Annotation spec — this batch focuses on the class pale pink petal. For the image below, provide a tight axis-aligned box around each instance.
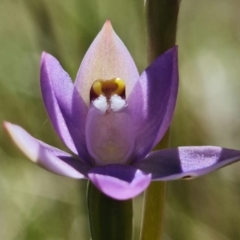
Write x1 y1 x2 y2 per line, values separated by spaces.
75 20 139 106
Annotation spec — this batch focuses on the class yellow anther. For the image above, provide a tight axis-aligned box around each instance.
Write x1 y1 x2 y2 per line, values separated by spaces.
91 78 125 98
112 78 125 96
92 80 104 96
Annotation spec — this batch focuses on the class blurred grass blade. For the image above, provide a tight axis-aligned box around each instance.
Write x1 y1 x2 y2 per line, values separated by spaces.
140 1 180 240
87 182 133 240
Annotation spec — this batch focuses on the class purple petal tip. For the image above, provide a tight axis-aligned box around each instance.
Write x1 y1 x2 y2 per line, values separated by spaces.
88 165 152 200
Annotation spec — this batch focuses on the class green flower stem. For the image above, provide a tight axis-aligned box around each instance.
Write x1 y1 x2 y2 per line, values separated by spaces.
145 0 180 63
140 1 180 240
87 182 133 240
139 132 169 240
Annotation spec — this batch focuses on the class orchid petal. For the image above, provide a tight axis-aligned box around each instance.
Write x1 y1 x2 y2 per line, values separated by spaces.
85 102 135 166
133 146 240 180
88 165 151 200
4 122 91 179
41 53 91 161
130 47 178 162
75 20 139 106
151 47 178 146
127 81 144 140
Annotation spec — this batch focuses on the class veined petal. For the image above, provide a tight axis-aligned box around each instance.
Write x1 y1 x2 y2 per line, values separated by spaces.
75 20 139 106
133 146 240 180
130 47 178 162
88 164 151 200
4 122 91 179
41 53 91 161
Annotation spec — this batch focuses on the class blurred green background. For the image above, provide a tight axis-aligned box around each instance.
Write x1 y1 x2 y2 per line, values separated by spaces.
1 0 240 239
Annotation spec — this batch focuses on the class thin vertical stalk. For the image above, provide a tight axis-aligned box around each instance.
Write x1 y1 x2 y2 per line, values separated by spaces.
145 0 180 63
140 1 180 240
87 182 133 240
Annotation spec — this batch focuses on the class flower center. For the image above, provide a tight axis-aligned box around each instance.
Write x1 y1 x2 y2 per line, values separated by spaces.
85 78 135 166
90 78 125 101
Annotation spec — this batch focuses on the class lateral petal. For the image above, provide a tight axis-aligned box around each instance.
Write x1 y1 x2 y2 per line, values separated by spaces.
133 146 240 180
130 47 178 161
41 52 90 161
4 122 91 179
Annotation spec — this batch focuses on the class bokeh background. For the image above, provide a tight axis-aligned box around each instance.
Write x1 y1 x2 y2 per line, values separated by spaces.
1 0 240 239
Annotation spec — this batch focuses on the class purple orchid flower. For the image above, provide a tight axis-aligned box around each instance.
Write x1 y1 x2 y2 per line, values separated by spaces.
4 21 240 200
